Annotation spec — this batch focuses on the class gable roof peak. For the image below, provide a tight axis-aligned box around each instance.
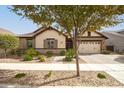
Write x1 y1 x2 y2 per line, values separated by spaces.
18 26 67 38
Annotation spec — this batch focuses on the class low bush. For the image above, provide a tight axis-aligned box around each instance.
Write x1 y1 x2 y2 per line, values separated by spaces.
23 55 33 61
47 71 52 77
38 55 46 62
46 51 53 57
64 49 74 61
97 73 106 79
14 73 26 78
64 57 72 61
9 49 16 55
60 50 65 56
36 51 41 56
25 48 37 57
44 71 53 79
16 49 24 56
66 49 74 58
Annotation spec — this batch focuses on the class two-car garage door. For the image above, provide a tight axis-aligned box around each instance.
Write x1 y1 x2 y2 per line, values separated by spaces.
78 41 101 54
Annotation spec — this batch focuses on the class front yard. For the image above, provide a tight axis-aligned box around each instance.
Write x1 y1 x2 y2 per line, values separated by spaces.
0 56 86 64
0 48 86 64
0 70 123 87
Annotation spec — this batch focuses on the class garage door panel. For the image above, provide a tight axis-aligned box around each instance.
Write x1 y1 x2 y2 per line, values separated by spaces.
78 41 101 54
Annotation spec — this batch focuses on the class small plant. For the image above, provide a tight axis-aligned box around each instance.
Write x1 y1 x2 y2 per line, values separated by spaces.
23 55 33 61
97 73 106 79
38 55 46 62
66 49 74 58
64 57 72 61
47 71 52 77
44 71 53 79
64 49 74 61
16 49 23 56
46 51 53 57
25 48 37 57
9 49 16 55
36 51 41 56
14 73 26 78
60 50 65 56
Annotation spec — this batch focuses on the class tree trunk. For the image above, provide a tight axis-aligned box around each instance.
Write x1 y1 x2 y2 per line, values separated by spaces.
4 49 7 58
74 28 80 77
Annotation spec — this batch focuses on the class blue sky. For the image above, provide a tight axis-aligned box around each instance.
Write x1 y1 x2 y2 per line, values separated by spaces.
0 5 124 34
0 5 38 34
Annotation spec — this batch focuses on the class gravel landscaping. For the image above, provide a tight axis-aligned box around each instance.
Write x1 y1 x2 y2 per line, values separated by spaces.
0 70 123 87
0 57 86 64
0 57 54 63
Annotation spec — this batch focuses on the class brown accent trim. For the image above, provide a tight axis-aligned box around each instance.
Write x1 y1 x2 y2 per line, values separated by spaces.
77 36 106 38
18 27 67 38
78 40 102 42
34 27 67 37
19 37 33 39
81 31 108 39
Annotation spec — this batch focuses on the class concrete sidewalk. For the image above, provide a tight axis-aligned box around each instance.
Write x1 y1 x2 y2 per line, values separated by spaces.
0 63 124 84
0 63 124 71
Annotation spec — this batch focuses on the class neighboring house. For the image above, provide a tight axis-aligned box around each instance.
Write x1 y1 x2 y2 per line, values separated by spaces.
0 28 15 57
0 28 14 35
117 30 124 34
18 27 107 54
102 31 124 52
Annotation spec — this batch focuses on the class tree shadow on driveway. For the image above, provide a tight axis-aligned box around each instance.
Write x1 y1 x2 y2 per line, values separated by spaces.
114 56 124 63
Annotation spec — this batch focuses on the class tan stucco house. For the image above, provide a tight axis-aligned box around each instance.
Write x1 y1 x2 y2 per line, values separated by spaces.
18 27 107 54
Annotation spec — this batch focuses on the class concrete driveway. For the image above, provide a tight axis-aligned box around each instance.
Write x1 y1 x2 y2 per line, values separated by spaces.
79 54 124 64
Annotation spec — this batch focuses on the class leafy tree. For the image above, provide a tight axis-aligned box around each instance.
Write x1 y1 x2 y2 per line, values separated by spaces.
0 34 19 57
10 5 124 76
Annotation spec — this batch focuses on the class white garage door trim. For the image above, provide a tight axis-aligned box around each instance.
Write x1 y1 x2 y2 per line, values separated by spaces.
78 41 101 54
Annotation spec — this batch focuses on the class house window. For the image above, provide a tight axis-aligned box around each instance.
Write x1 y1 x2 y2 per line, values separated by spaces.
88 32 91 36
27 39 33 48
44 38 57 48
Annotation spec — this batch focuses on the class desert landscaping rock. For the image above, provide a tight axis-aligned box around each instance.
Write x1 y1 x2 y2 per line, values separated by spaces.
0 70 123 87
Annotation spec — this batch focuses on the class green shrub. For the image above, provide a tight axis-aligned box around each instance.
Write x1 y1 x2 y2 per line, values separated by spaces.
14 73 26 78
64 49 74 61
16 49 24 56
60 50 65 56
25 48 37 57
64 57 72 61
46 51 53 57
23 55 33 61
44 71 53 79
9 49 16 55
66 49 74 58
47 71 52 77
36 51 41 56
97 73 106 79
38 55 46 62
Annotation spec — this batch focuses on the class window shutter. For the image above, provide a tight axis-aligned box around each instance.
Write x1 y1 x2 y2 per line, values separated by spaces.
55 39 57 48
